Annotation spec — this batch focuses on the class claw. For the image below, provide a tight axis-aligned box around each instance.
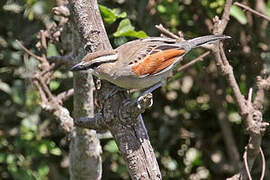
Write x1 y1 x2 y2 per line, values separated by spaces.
137 93 153 109
134 82 162 108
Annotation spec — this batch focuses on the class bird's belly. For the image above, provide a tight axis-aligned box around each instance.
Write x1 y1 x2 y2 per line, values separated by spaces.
112 76 161 89
95 69 170 90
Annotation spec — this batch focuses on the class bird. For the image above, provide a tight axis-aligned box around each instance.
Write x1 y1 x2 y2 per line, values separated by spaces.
71 35 230 96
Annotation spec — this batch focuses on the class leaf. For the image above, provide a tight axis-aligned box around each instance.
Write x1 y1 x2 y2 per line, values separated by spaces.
99 5 127 24
104 140 119 153
47 43 58 57
99 5 117 24
266 0 270 17
0 153 5 163
116 11 127 18
38 164 49 177
6 154 15 164
166 158 178 171
49 80 60 91
230 5 247 24
32 1 46 16
228 112 242 124
113 19 148 38
38 143 48 154
0 80 11 94
50 147 61 156
12 80 25 105
21 114 39 131
3 3 23 13
21 131 34 141
157 4 166 13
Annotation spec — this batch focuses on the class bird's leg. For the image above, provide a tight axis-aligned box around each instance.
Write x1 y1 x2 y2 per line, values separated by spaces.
137 82 163 102
105 82 163 102
141 82 163 96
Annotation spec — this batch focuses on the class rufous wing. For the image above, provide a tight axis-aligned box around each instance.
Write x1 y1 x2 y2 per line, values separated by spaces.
131 49 185 76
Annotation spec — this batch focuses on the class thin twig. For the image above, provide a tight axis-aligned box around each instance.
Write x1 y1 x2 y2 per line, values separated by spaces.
217 45 247 115
248 88 253 105
234 2 270 22
155 24 182 40
33 80 48 105
16 40 44 61
52 5 70 17
35 75 55 101
40 63 57 76
40 30 48 50
218 0 232 34
177 51 211 72
57 88 74 103
213 1 269 180
243 149 252 180
259 147 266 180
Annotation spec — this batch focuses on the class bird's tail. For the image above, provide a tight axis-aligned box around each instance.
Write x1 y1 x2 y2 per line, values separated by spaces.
187 34 231 49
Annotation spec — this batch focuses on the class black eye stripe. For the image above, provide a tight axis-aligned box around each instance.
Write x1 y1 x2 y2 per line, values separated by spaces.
87 59 116 69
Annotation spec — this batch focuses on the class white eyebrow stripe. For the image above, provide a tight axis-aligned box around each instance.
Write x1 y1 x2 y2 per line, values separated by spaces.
89 54 118 64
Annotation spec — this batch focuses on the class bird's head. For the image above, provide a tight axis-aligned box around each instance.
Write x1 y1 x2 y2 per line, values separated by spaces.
71 50 118 71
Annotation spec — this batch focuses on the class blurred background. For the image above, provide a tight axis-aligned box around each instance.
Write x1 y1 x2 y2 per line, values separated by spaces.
0 0 270 179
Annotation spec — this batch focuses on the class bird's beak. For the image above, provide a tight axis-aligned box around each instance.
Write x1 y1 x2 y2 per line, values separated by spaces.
188 35 231 48
70 62 88 71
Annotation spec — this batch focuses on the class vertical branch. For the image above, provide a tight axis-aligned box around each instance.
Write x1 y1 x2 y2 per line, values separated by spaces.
68 0 161 179
68 0 107 179
69 70 103 180
211 1 269 179
68 0 111 51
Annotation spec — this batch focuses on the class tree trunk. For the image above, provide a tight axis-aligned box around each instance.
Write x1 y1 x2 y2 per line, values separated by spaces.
68 0 111 179
68 0 162 179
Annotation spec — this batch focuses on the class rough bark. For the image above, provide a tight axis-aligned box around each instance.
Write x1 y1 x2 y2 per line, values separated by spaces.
68 0 162 179
69 71 102 180
68 0 108 179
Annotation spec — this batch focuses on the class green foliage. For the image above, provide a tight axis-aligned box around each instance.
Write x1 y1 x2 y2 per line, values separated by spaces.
113 19 148 38
156 0 180 31
0 0 64 179
104 140 119 153
266 0 270 17
46 43 59 57
49 80 60 91
99 5 127 24
0 80 11 94
99 4 147 39
230 5 247 24
1 0 270 179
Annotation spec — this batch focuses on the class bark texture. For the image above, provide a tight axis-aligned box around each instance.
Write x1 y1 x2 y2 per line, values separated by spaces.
68 0 110 179
68 0 162 179
69 71 102 180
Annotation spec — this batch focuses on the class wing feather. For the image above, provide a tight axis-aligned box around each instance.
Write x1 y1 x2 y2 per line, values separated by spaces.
131 49 185 76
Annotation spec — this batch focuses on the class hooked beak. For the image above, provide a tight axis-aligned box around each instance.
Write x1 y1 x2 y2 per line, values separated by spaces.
70 62 89 71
